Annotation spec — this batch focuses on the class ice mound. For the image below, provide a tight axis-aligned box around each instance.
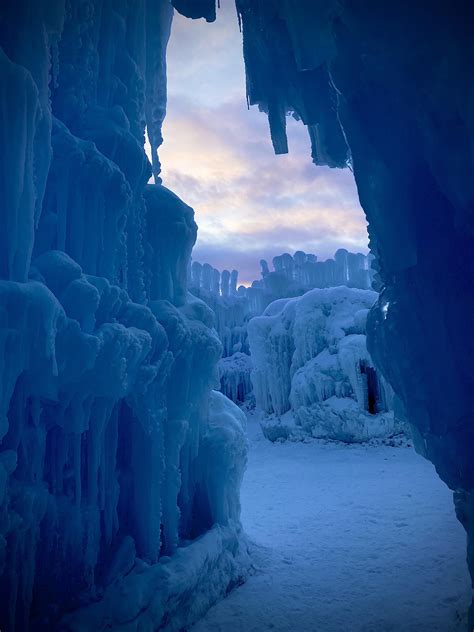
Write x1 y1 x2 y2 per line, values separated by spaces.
249 287 403 442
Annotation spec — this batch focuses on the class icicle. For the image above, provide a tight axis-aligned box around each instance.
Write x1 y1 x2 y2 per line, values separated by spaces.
145 0 173 184
268 101 289 155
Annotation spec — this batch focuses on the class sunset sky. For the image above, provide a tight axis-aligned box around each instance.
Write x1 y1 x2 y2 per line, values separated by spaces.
159 4 368 285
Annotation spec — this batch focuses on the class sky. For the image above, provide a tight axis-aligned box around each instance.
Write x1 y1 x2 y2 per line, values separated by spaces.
158 3 369 285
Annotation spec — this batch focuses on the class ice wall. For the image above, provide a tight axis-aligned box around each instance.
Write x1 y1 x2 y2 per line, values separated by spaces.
248 287 399 442
0 1 248 629
191 249 374 333
258 249 375 298
235 0 474 622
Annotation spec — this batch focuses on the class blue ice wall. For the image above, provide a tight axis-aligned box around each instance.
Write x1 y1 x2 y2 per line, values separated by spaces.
233 0 474 624
0 1 248 629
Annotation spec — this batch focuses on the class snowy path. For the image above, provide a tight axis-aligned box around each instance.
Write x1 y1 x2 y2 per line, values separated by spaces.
193 411 471 632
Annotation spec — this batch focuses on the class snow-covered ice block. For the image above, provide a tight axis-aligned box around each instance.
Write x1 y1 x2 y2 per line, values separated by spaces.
249 287 402 442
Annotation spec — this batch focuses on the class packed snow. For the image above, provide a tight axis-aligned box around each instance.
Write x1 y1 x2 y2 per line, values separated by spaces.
193 410 471 632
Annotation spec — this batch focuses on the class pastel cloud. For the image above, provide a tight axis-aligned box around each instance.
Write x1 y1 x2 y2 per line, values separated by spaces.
158 6 368 285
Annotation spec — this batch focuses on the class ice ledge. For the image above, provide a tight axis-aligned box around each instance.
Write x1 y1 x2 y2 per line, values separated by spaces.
60 524 250 631
171 0 216 22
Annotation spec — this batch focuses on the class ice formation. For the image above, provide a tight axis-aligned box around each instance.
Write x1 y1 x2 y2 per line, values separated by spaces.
1 0 473 627
234 0 474 622
190 250 374 405
191 249 374 332
0 2 248 629
249 287 400 442
259 249 375 296
189 262 250 357
218 352 253 405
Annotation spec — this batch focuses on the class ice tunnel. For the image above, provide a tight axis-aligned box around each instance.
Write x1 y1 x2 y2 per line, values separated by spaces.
0 0 473 630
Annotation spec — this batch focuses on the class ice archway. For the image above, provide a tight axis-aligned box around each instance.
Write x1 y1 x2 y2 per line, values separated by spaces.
0 1 472 630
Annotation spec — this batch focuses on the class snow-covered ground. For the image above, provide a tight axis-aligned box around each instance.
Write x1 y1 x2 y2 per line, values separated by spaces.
192 411 471 632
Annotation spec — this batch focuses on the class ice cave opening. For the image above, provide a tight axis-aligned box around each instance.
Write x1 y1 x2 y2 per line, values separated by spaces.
0 1 473 631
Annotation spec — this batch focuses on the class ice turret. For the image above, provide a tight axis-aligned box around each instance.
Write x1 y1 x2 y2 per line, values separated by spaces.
230 269 239 295
221 269 231 298
260 259 270 277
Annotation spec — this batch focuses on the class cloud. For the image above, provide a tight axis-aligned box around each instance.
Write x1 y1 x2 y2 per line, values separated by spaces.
158 8 368 282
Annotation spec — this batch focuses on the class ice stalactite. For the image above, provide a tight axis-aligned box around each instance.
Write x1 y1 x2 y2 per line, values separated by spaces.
0 49 39 282
0 1 248 629
235 0 348 167
235 0 474 623
171 0 217 23
145 0 173 183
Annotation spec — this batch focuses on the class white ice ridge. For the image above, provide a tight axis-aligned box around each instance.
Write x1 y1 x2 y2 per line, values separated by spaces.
248 287 402 442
